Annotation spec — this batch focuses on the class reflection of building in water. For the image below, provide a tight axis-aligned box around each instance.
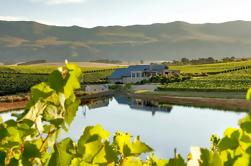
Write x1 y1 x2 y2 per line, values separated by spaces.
131 98 172 116
113 95 130 105
85 85 109 94
80 105 87 116
81 98 109 110
113 95 172 116
80 96 172 116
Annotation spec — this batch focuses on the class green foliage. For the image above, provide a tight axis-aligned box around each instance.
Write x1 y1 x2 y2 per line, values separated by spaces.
169 60 251 74
210 134 220 152
159 69 251 92
0 73 48 93
163 63 251 92
0 65 118 74
0 65 118 94
149 74 186 85
48 138 75 166
246 87 251 101
108 84 132 91
187 147 222 166
0 62 251 165
145 154 169 166
82 70 114 84
113 132 153 158
0 62 82 165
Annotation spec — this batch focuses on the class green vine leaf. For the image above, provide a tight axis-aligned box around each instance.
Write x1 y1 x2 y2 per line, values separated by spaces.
113 132 132 157
28 82 54 107
121 157 142 166
0 123 8 140
19 101 46 132
114 132 153 157
0 151 6 166
131 136 153 155
77 125 110 156
48 70 65 93
22 143 41 165
48 138 75 166
167 154 186 166
187 147 222 166
146 154 169 166
246 87 251 101
64 97 80 126
218 128 240 151
81 140 105 164
233 153 250 166
69 158 81 166
239 116 251 133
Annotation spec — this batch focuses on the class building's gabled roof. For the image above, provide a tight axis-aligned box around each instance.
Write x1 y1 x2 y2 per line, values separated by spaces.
109 64 166 79
149 64 166 71
87 99 109 109
109 68 128 79
127 65 149 71
114 95 129 105
109 65 148 79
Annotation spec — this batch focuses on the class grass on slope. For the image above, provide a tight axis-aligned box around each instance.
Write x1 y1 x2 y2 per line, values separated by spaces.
0 65 121 74
0 65 121 94
159 68 251 92
82 70 114 83
169 60 251 74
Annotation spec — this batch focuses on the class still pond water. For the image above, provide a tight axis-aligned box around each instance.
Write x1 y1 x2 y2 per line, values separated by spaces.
0 96 246 158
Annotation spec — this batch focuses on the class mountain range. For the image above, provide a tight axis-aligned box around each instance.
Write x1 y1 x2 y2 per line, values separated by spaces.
1 20 251 64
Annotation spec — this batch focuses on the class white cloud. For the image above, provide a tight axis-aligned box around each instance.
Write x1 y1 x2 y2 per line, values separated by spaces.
30 0 87 5
0 16 56 25
0 16 29 21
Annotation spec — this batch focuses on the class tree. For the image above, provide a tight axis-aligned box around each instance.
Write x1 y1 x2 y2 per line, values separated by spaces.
181 58 190 64
207 57 215 63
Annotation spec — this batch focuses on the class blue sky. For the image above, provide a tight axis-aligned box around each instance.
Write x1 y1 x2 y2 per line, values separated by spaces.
0 0 251 27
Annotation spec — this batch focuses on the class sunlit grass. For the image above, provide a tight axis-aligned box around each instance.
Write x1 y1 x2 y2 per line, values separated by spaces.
169 60 251 73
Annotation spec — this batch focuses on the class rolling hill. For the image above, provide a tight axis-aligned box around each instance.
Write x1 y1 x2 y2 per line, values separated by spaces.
1 20 251 64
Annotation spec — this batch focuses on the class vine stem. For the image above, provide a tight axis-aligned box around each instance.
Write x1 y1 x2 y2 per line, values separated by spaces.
39 128 57 152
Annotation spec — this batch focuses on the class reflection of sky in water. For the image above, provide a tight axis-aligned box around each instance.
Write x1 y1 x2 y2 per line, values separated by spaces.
0 97 246 158
1 111 18 121
63 97 246 158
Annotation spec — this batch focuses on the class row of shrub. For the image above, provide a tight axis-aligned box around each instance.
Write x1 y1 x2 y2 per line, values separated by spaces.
135 74 191 85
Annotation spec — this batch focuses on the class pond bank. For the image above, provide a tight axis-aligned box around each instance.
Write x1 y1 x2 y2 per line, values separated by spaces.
78 91 114 100
0 90 115 113
0 101 27 113
150 90 246 99
129 92 250 112
0 90 250 113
